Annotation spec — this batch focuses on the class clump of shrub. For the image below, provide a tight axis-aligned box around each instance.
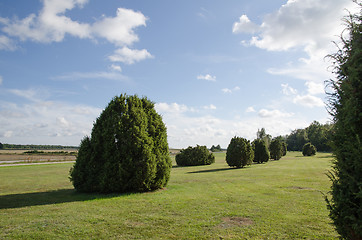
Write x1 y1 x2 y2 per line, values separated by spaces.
226 137 253 168
302 142 316 156
252 139 269 164
69 94 172 193
176 145 215 166
269 139 283 160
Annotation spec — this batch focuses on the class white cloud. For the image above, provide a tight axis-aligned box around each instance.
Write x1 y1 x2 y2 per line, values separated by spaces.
0 1 151 65
281 83 297 96
246 106 256 113
0 35 16 50
197 74 216 82
234 0 358 91
156 102 307 148
232 15 260 34
203 104 217 110
0 88 102 145
110 64 122 72
92 8 147 46
258 109 294 118
51 71 129 81
305 81 324 95
155 102 190 115
1 0 90 43
293 95 324 108
222 86 240 94
108 47 153 64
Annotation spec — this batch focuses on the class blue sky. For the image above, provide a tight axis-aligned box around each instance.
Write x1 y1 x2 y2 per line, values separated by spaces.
0 0 358 148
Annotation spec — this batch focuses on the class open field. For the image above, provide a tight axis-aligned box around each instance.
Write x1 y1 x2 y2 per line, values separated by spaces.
0 150 77 165
0 152 337 239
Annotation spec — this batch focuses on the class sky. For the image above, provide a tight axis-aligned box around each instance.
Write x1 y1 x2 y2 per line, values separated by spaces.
0 0 359 148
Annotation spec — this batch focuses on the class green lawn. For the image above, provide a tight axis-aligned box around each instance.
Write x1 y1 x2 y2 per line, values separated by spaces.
0 152 338 239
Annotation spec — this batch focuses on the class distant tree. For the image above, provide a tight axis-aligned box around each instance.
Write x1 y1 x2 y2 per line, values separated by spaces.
210 144 222 152
70 94 172 193
257 128 272 148
226 137 253 168
176 145 215 166
325 5 362 239
275 136 288 156
269 139 283 160
286 129 309 151
302 143 317 156
252 139 270 164
0 142 3 150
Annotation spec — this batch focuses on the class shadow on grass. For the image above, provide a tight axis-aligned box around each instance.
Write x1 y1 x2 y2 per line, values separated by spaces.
187 167 241 174
0 189 129 209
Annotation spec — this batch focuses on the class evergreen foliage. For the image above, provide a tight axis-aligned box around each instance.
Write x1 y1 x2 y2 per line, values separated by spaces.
70 94 172 193
210 144 222 152
302 143 317 156
326 4 362 239
269 139 283 160
226 137 253 168
175 145 215 166
252 139 270 164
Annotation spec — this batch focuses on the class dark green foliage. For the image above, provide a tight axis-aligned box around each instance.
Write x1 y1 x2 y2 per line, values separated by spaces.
226 137 253 168
175 145 215 166
257 128 272 148
302 143 317 156
252 139 270 164
269 139 283 160
0 142 3 149
326 6 362 239
70 94 172 193
210 144 222 152
286 122 333 152
286 129 309 151
281 141 287 156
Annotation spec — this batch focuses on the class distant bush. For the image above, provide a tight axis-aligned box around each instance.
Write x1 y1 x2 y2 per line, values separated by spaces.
70 94 172 193
302 143 316 156
176 145 215 166
252 139 269 164
226 137 253 168
210 144 222 152
269 139 283 160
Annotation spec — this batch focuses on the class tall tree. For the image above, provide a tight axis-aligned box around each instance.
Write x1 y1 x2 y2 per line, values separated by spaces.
257 128 272 148
326 3 362 239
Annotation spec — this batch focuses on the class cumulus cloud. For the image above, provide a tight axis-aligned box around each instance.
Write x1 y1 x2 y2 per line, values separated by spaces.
0 88 102 145
222 86 240 94
234 0 358 95
246 106 256 113
110 64 122 72
258 109 294 118
197 74 216 82
281 83 298 96
0 0 151 64
203 104 217 110
232 15 260 34
293 95 324 108
155 102 307 148
305 81 325 95
108 47 153 64
92 8 147 46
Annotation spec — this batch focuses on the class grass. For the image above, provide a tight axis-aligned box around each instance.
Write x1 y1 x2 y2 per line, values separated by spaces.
0 152 338 239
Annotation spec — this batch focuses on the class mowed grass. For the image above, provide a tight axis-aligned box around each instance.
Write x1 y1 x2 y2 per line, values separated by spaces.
0 152 337 239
